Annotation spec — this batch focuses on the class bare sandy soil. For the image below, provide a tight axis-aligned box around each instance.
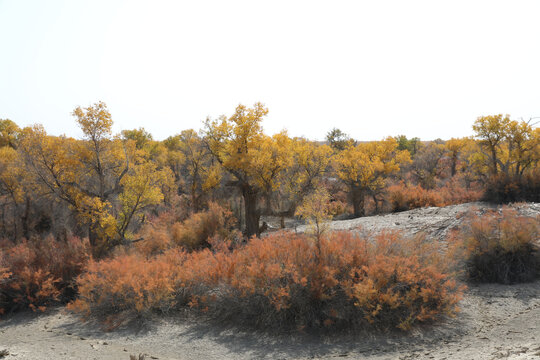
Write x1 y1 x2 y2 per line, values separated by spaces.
1 202 539 360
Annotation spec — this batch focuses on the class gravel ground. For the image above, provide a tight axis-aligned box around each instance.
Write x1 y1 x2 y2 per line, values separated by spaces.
1 202 539 360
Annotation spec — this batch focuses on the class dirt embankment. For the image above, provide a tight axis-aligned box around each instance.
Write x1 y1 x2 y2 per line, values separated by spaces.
1 202 539 360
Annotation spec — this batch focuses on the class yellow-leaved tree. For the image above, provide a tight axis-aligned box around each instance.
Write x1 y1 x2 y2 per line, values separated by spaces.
445 137 469 177
282 138 332 215
163 129 221 212
204 103 289 238
0 146 31 238
18 102 172 257
333 137 410 217
473 114 539 178
0 119 20 149
249 131 292 215
295 187 333 257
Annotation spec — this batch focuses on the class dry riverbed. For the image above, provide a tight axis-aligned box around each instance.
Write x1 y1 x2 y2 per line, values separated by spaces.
1 202 539 360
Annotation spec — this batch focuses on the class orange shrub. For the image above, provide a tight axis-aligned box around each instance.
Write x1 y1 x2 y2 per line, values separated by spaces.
449 207 540 284
482 172 540 204
134 202 240 256
134 226 171 257
387 183 443 212
171 202 240 250
0 235 90 314
69 249 186 329
185 231 462 330
71 230 463 331
437 177 483 205
387 180 482 212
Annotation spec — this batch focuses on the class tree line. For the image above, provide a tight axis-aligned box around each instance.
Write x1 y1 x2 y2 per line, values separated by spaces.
0 103 538 257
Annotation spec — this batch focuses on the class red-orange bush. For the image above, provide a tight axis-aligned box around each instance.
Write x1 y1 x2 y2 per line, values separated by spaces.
171 202 240 250
134 202 240 256
387 180 482 212
387 183 443 212
191 231 463 330
449 207 540 284
71 230 463 331
438 177 483 205
0 235 90 314
68 249 186 329
134 226 172 257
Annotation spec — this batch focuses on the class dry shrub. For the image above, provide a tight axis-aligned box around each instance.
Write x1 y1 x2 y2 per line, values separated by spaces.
68 249 186 329
187 231 463 331
171 202 240 250
387 183 443 212
449 208 540 284
437 177 483 205
71 231 463 331
387 180 482 212
482 172 540 204
0 235 90 314
135 226 171 257
134 202 240 257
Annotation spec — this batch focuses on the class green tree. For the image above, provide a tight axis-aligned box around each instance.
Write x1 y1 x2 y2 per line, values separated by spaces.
326 128 353 151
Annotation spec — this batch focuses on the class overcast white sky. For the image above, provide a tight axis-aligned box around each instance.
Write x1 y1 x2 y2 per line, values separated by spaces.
1 1 539 141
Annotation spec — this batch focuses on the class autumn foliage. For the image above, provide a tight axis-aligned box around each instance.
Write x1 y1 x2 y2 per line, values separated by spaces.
170 202 240 250
71 231 463 331
482 172 540 204
449 207 540 284
0 101 539 335
68 250 186 329
0 235 90 314
134 202 240 256
387 179 483 212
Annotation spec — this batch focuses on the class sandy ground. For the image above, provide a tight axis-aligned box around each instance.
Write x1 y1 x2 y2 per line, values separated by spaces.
1 202 539 360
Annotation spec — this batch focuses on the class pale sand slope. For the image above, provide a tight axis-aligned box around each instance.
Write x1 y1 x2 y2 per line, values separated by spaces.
1 202 539 360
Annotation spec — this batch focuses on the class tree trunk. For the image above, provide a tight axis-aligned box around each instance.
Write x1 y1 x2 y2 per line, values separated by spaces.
242 184 260 238
21 196 31 239
491 148 498 175
372 194 379 214
88 224 98 252
351 185 365 218
264 192 272 215
190 180 200 213
451 156 457 177
191 190 199 213
88 224 107 259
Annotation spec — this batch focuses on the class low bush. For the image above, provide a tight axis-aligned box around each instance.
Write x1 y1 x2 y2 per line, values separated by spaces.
0 235 90 314
387 180 482 212
135 202 240 256
71 231 463 331
171 202 240 250
449 208 540 284
68 249 186 329
482 172 540 204
387 183 443 212
437 177 483 205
